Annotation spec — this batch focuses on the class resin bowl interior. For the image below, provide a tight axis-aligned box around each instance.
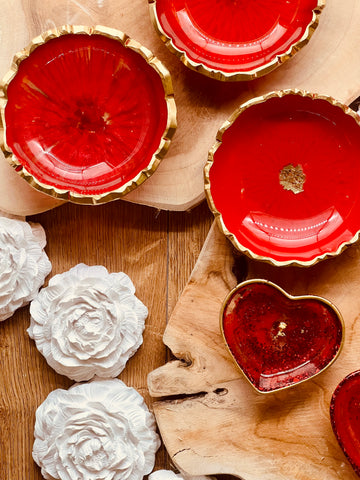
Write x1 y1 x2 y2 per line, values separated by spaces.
221 279 344 393
0 26 176 204
150 0 324 81
331 371 360 477
205 90 360 266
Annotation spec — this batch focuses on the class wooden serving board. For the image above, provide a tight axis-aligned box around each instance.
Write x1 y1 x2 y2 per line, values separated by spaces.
1 0 360 215
148 222 360 480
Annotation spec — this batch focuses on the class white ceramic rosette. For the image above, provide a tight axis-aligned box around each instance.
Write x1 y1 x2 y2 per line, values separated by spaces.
33 378 160 480
0 216 51 321
27 264 147 381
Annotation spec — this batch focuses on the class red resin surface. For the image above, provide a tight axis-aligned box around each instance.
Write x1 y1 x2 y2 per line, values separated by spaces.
4 34 169 196
221 282 343 393
331 371 360 477
209 93 360 264
154 0 319 76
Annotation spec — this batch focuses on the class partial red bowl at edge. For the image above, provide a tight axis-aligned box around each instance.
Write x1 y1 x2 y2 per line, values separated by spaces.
221 279 344 394
205 89 360 266
330 371 360 477
149 0 325 81
0 25 177 204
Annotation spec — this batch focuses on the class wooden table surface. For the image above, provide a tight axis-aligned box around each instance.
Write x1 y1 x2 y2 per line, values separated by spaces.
0 200 213 479
3 1 360 478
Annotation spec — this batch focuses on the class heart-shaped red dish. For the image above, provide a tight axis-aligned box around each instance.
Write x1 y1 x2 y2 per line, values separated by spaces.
330 371 360 477
221 279 344 393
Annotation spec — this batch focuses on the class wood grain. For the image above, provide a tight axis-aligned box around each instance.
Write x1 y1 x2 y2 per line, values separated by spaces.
148 222 360 480
1 0 360 214
0 200 212 479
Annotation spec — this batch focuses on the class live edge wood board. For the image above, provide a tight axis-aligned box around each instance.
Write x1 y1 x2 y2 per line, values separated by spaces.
1 0 360 214
148 222 360 480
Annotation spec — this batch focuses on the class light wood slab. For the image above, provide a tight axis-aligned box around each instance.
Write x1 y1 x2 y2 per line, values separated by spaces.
1 0 360 214
148 222 360 480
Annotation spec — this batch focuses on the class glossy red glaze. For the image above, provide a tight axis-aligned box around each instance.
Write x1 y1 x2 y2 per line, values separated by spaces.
154 0 319 76
4 34 169 196
221 282 343 393
209 93 360 264
330 371 360 477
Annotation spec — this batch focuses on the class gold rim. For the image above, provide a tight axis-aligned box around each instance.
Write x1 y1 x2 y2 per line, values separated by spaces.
0 25 177 205
149 0 325 82
204 88 360 267
219 278 345 394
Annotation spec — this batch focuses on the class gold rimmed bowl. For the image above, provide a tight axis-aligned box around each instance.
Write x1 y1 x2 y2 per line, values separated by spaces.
149 0 325 81
0 25 177 204
205 89 360 266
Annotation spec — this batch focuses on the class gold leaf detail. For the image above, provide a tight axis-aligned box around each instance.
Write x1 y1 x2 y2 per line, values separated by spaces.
279 164 306 194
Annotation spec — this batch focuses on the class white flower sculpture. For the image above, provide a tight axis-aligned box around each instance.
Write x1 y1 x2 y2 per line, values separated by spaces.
33 378 160 480
28 264 147 381
0 216 51 321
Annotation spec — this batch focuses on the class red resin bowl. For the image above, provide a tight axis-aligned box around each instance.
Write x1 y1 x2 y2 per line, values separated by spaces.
150 0 324 81
221 279 344 393
0 26 176 204
205 90 360 266
331 371 360 477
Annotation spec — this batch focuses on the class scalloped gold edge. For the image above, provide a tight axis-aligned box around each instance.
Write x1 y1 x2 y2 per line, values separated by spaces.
149 0 325 82
219 278 345 394
204 88 360 267
0 24 177 205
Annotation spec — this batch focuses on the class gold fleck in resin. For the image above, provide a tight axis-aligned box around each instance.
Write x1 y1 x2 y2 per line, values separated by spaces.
279 164 306 194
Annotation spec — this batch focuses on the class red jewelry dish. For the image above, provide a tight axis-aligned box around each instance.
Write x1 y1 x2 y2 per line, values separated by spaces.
221 280 344 393
0 26 176 204
205 90 360 266
330 371 360 477
150 0 324 81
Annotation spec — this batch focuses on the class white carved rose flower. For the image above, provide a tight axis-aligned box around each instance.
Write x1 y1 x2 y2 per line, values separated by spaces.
27 264 147 381
33 378 160 480
0 216 51 321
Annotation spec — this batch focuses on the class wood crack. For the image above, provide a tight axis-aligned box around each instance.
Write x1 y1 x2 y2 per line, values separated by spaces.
172 448 191 459
155 391 208 404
